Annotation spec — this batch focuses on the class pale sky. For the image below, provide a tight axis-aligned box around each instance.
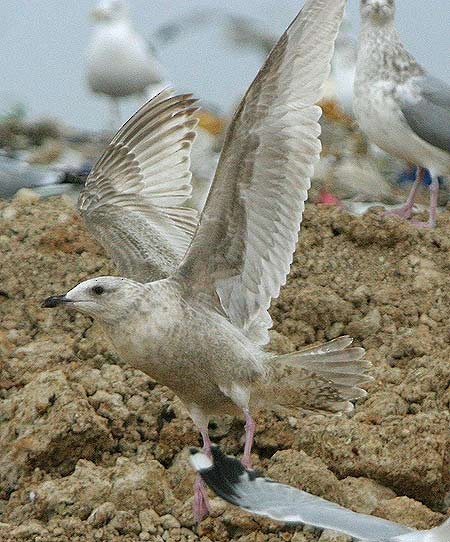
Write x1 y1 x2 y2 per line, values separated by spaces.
0 0 448 130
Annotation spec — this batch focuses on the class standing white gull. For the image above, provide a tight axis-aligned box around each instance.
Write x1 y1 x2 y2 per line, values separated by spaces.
86 0 165 129
191 446 450 542
353 0 450 228
43 0 371 522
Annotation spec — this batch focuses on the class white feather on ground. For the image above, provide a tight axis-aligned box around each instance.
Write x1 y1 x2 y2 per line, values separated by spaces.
191 446 450 542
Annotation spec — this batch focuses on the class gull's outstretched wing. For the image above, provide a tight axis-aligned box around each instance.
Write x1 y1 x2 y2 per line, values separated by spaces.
400 75 450 154
190 447 449 542
176 0 346 345
79 89 199 283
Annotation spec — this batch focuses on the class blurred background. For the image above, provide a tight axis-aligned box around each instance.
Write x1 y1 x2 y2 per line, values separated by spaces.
0 0 448 206
0 0 448 130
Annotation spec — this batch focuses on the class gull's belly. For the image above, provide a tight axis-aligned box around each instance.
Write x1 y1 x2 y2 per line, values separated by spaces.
88 32 154 96
102 304 263 415
354 84 450 173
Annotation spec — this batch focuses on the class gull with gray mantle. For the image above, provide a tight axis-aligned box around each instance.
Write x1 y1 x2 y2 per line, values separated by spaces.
353 0 450 228
43 0 371 522
191 446 450 541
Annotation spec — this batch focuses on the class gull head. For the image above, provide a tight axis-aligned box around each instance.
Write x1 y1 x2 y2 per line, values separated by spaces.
360 0 395 23
42 276 142 323
91 0 129 23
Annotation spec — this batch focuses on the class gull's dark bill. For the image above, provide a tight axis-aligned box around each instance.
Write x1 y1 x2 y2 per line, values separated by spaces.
190 446 449 541
42 295 70 308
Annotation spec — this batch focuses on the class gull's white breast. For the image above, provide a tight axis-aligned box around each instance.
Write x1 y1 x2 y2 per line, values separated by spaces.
354 80 450 174
87 23 158 97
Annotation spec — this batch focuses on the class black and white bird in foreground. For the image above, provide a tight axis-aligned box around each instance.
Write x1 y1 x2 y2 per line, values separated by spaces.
43 0 371 523
86 0 165 129
191 446 450 542
353 0 450 228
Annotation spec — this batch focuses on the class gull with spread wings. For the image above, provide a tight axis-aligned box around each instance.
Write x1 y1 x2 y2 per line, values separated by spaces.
44 0 371 522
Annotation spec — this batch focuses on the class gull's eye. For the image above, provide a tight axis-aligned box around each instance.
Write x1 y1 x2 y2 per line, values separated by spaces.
92 285 105 295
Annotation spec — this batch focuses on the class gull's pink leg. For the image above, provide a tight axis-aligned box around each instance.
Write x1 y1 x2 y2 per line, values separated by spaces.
193 430 212 523
384 166 424 219
242 409 256 469
411 176 439 229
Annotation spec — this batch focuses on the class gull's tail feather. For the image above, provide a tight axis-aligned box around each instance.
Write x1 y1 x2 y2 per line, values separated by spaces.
253 337 371 414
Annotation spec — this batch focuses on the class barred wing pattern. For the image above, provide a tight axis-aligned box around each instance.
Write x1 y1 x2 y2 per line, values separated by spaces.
79 89 199 283
178 0 346 345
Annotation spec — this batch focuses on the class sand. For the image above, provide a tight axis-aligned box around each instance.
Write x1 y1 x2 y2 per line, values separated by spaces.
0 193 448 541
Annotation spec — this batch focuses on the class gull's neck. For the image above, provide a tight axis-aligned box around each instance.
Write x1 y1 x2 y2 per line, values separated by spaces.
360 16 396 36
97 18 131 32
356 18 423 84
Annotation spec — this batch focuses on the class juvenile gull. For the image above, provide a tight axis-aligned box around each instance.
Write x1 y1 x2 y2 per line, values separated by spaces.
191 446 450 542
353 0 450 228
44 0 371 522
87 0 165 129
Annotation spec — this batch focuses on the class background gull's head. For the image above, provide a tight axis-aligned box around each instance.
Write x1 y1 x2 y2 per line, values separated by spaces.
360 0 395 23
42 276 143 323
91 0 130 24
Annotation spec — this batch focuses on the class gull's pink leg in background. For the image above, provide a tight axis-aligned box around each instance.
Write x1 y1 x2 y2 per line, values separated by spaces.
384 166 424 220
411 175 439 229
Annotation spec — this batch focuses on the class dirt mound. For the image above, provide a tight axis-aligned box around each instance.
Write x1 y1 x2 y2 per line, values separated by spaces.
0 194 449 541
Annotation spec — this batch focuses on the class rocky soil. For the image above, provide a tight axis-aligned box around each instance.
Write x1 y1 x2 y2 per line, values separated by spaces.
0 192 449 542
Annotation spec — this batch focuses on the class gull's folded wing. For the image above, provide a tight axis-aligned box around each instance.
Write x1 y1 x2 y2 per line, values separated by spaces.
79 89 199 283
191 447 449 542
400 75 450 154
176 0 346 345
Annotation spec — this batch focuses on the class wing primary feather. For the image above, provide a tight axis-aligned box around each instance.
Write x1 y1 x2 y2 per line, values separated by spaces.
176 0 347 345
78 90 200 283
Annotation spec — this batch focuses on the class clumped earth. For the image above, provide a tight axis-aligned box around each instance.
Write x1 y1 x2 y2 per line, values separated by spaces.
0 192 449 542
